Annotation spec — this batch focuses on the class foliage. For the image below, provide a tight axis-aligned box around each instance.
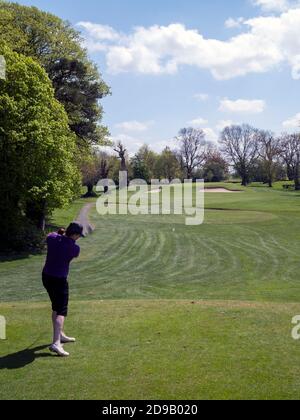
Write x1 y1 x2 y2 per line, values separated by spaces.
80 150 113 196
0 1 110 146
131 145 159 183
0 45 81 250
202 149 229 182
154 147 183 181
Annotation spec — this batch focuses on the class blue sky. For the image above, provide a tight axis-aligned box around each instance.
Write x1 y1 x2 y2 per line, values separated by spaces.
13 0 300 153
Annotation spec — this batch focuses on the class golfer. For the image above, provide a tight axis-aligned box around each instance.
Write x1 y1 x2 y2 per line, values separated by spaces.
42 222 84 357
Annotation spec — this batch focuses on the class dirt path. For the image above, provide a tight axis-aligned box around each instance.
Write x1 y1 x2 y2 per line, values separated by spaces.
77 202 95 236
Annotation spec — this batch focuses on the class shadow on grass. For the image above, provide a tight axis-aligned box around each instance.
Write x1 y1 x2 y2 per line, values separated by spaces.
0 249 45 263
0 345 53 370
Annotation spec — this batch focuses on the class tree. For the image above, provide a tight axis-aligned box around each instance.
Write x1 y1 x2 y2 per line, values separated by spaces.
114 142 128 172
131 156 150 183
109 155 126 185
220 124 259 186
257 131 281 188
99 157 111 193
250 159 286 184
154 147 183 181
279 133 300 190
48 58 110 146
176 128 208 179
280 133 298 181
202 149 229 182
0 1 110 146
131 145 159 183
0 45 81 250
80 154 101 198
114 142 130 188
81 151 112 196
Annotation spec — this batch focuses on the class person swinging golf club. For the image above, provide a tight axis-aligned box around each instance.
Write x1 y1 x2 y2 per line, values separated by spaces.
42 222 84 357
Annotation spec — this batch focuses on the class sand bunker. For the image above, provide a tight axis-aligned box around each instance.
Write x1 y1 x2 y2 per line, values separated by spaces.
148 187 243 193
199 188 243 193
149 189 162 194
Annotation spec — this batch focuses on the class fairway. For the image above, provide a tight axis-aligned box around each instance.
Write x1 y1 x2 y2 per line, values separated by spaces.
1 184 300 399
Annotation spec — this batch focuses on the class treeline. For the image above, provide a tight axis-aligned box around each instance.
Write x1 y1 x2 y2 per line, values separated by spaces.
1 2 300 252
0 2 110 251
83 126 300 193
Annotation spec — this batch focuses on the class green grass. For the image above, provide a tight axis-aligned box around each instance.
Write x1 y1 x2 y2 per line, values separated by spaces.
1 300 300 400
249 181 295 191
1 184 300 399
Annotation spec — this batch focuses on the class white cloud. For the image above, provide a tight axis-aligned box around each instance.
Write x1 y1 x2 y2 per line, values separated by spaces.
194 93 209 101
150 139 178 153
115 120 153 132
225 17 245 29
282 112 300 128
219 98 266 114
187 117 209 127
110 134 178 155
78 9 300 80
252 0 292 12
110 134 145 155
76 22 122 52
203 128 219 143
77 22 120 42
216 120 235 131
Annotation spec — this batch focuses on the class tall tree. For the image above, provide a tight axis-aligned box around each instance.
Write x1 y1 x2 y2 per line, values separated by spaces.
257 131 281 188
0 45 80 250
176 128 208 179
48 58 110 146
220 124 259 186
114 142 128 172
155 147 183 181
113 142 129 187
202 149 229 182
0 1 110 146
279 133 300 190
81 152 112 196
131 145 158 183
81 154 101 198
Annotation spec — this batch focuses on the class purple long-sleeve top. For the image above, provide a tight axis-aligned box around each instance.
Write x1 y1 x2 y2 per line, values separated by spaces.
43 233 80 279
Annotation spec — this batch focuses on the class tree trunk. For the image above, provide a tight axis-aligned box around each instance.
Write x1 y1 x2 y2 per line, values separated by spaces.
38 213 46 231
241 176 248 186
25 200 46 231
83 183 97 197
187 167 192 179
267 164 273 188
121 158 127 172
287 165 294 181
295 154 300 190
240 164 248 186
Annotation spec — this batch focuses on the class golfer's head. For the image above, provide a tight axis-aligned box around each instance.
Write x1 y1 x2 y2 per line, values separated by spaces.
66 222 85 240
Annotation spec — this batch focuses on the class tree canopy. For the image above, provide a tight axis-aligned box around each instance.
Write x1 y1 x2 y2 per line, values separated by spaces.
0 1 110 146
0 45 81 250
